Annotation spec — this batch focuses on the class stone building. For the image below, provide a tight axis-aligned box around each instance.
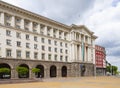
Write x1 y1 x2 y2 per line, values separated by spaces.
0 1 97 79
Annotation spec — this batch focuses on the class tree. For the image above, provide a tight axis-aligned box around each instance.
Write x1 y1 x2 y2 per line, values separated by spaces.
0 68 10 78
106 65 118 75
16 66 29 78
32 68 40 77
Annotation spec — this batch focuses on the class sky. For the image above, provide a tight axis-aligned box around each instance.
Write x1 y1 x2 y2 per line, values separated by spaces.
1 0 120 71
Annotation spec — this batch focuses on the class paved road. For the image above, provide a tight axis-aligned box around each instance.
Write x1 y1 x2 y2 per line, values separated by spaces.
0 76 120 88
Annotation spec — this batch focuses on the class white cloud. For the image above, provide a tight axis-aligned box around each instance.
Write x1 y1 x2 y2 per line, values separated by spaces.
1 0 120 71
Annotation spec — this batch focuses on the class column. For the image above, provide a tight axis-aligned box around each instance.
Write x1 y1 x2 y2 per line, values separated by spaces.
0 12 5 25
72 44 75 61
29 68 32 79
21 18 24 29
11 68 18 79
75 45 77 61
79 45 82 61
79 34 81 41
29 21 33 32
84 46 86 62
75 32 76 40
51 28 53 37
11 16 15 27
37 24 40 33
62 32 64 39
56 29 59 38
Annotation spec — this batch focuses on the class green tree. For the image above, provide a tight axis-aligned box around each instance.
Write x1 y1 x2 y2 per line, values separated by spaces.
16 66 29 78
0 68 10 78
112 66 118 75
32 68 40 77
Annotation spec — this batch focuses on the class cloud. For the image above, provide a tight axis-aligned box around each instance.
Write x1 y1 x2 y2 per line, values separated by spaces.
2 0 120 71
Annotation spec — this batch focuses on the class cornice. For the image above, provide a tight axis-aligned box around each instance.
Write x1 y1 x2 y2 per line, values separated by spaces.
0 1 70 29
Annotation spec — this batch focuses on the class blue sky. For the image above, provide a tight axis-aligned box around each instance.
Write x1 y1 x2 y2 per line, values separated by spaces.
2 0 120 71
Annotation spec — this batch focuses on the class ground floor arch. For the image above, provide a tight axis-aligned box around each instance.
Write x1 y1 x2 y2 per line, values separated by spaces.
17 64 29 78
0 63 11 79
61 66 67 77
36 65 44 78
50 65 57 77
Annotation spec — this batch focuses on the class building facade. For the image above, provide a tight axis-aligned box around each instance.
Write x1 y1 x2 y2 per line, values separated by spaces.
0 1 97 79
95 45 106 76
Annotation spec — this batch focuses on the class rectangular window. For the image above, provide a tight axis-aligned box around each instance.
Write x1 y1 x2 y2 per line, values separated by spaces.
26 34 29 40
54 41 57 46
41 38 44 43
34 36 37 42
48 54 51 60
60 49 63 53
48 39 51 44
65 50 68 54
65 56 68 62
6 39 11 46
41 53 45 60
65 43 67 47
42 45 45 51
17 41 21 47
54 55 57 61
34 52 38 59
34 44 38 49
26 51 30 58
60 56 63 61
60 42 62 47
6 30 11 36
16 32 21 38
26 43 30 48
16 50 21 58
54 48 57 52
48 47 51 52
6 49 12 57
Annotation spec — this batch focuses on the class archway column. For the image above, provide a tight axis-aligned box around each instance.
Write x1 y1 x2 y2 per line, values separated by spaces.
44 68 49 78
57 68 61 77
11 68 18 79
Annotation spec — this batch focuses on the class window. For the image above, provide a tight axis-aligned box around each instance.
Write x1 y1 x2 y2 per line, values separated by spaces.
60 49 63 53
6 22 11 26
48 54 51 60
6 39 11 46
54 41 57 46
6 30 11 36
60 42 62 47
41 38 44 43
16 50 21 58
48 47 51 52
26 51 30 58
6 49 12 57
41 53 45 60
26 34 29 40
65 56 68 62
48 39 51 44
54 48 57 52
34 52 38 59
17 41 21 47
34 36 37 42
34 44 38 49
60 56 63 61
65 50 68 54
65 43 67 47
42 45 45 51
26 43 30 48
16 32 21 38
54 55 57 61
16 25 20 29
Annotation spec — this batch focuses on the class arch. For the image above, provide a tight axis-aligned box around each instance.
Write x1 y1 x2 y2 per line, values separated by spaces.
0 63 11 79
17 64 29 78
61 66 67 77
50 65 57 77
36 65 44 78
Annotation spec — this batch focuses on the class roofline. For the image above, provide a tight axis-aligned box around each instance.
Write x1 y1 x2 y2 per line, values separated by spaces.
0 0 70 29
